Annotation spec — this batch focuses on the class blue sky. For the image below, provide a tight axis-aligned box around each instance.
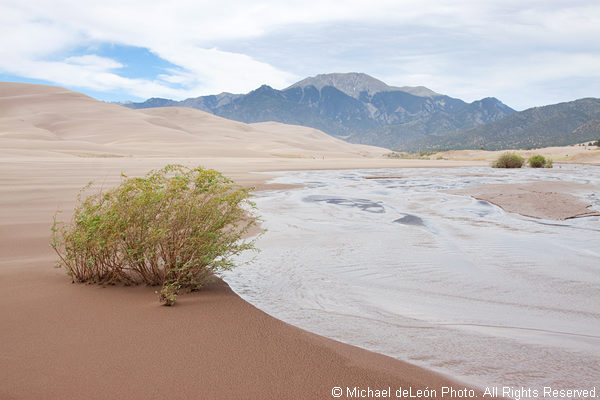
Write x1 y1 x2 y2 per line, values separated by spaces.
1 1 599 110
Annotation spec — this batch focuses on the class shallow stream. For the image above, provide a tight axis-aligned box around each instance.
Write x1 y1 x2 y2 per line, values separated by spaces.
225 165 600 393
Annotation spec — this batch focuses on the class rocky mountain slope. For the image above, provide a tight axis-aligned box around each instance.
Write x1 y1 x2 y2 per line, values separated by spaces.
123 73 515 150
415 98 600 151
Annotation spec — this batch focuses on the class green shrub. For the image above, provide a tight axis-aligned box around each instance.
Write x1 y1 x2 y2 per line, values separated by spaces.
528 154 546 168
492 152 525 168
51 165 259 305
527 154 553 168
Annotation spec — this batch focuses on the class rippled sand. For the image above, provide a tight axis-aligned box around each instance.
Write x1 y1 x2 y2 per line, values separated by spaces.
226 164 600 392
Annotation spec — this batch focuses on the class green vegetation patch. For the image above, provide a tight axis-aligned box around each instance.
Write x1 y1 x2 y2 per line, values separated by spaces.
51 165 260 306
528 154 553 168
528 154 546 168
492 152 525 168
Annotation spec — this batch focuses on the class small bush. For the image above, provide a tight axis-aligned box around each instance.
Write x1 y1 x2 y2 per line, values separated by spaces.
51 165 259 305
528 154 546 168
528 154 553 168
492 152 524 168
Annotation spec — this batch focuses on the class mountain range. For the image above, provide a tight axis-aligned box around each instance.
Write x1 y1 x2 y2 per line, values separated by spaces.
122 73 600 151
416 98 600 151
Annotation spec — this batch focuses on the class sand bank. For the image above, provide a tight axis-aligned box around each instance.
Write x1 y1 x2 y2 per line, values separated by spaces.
453 181 600 220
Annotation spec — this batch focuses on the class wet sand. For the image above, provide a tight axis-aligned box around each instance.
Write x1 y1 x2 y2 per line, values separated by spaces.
454 181 600 220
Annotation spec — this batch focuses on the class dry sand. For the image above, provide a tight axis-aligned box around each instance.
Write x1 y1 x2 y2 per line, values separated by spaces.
2 82 594 398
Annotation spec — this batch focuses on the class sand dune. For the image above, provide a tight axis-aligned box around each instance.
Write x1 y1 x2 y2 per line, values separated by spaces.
0 83 189 143
0 82 387 159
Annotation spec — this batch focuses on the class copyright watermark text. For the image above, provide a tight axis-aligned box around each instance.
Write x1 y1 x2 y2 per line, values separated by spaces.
331 386 475 398
330 385 598 399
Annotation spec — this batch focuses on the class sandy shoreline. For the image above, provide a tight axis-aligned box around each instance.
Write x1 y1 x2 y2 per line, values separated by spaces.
1 157 494 400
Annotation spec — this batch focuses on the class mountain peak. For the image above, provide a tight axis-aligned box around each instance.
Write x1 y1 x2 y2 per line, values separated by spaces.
286 72 440 99
287 73 389 99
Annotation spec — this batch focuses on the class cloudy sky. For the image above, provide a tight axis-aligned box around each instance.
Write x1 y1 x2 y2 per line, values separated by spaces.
1 1 599 110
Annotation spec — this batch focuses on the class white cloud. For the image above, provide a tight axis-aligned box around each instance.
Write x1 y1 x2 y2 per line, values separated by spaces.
0 1 305 99
6 57 188 99
1 1 599 105
64 55 123 71
153 46 298 95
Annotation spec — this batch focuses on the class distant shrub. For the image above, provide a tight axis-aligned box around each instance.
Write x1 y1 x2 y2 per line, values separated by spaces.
492 152 525 168
528 154 553 168
528 154 546 168
51 165 259 306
